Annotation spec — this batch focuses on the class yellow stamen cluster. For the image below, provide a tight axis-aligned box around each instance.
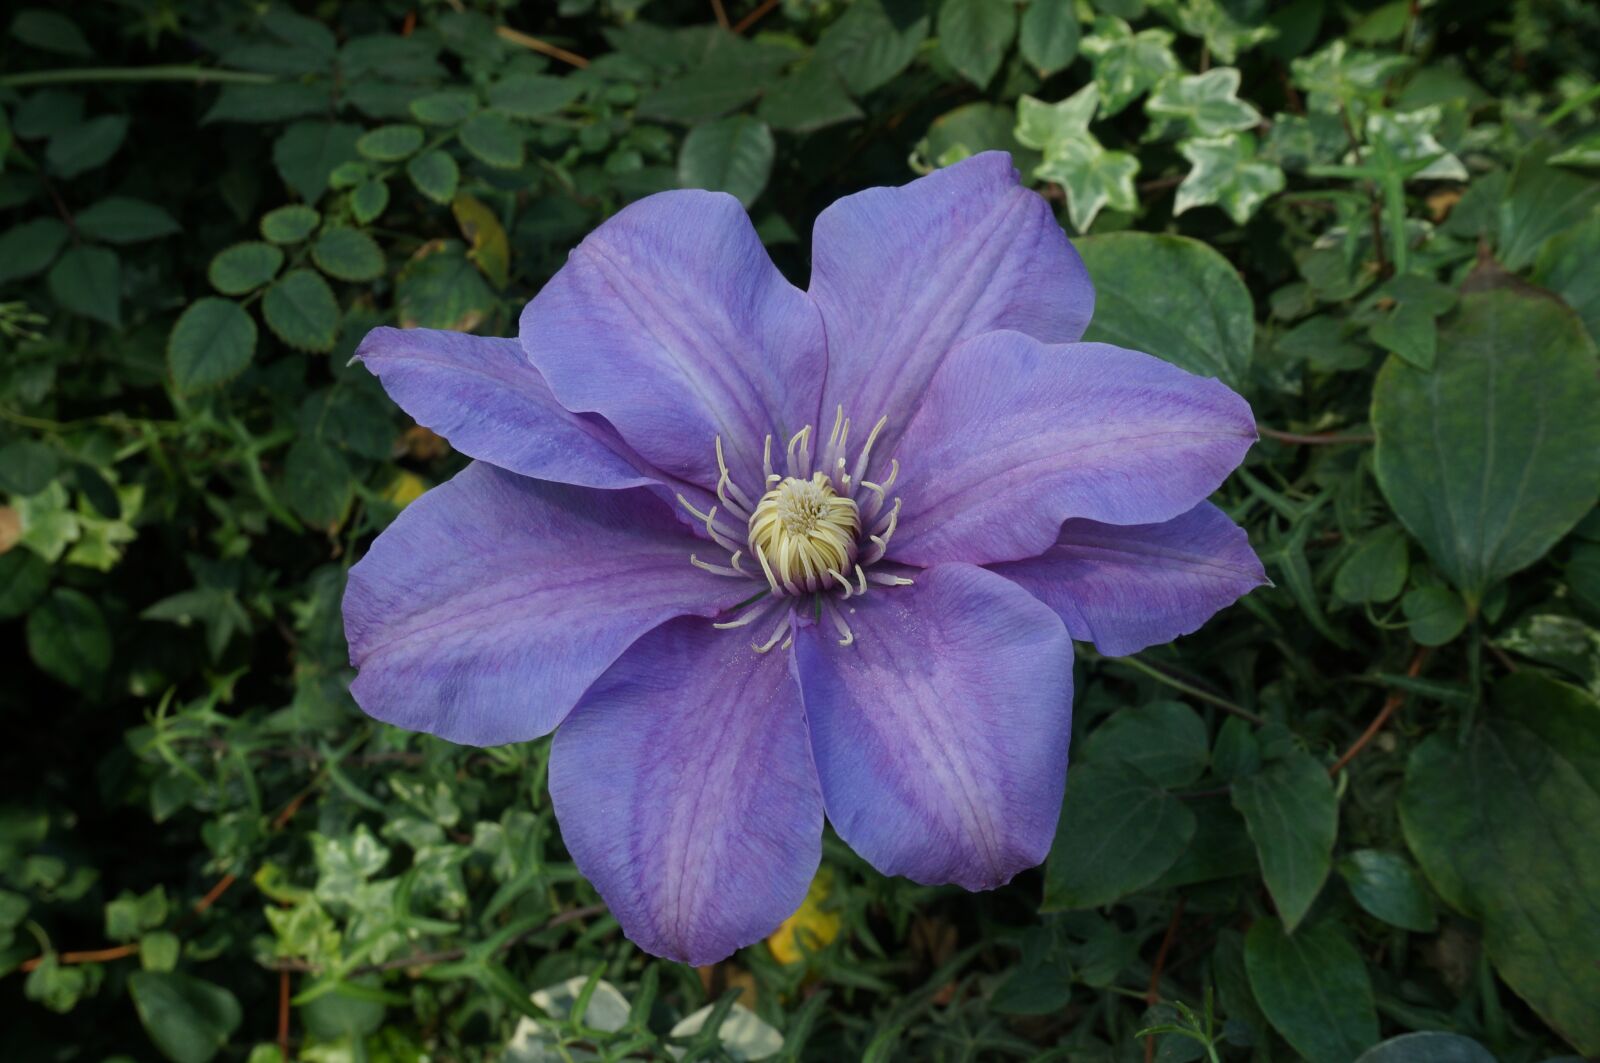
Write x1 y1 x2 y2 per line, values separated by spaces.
747 473 861 594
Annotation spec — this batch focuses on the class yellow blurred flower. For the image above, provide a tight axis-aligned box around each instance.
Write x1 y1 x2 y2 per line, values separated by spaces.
767 867 842 964
383 471 428 508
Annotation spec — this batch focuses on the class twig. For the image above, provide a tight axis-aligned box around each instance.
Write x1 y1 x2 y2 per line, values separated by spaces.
19 943 139 973
1329 647 1430 775
1143 897 1187 1063
710 0 731 30
734 0 781 34
495 26 589 69
1258 426 1375 446
194 873 237 914
278 970 291 1059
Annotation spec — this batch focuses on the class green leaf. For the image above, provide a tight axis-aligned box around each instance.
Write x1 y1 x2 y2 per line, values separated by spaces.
208 242 284 295
311 227 385 282
0 217 69 284
638 74 762 125
459 112 524 169
1365 107 1467 182
1244 918 1379 1063
1082 701 1208 787
1080 17 1178 116
1019 0 1080 77
1402 673 1600 1053
356 123 424 162
1353 1033 1496 1063
48 245 121 326
128 971 243 1063
1232 746 1336 931
75 196 180 244
0 550 50 620
282 437 351 528
271 120 362 203
1017 85 1139 231
1041 762 1196 910
678 116 775 209
11 8 93 57
487 74 581 119
262 269 339 352
1532 214 1600 346
396 239 495 332
1401 585 1467 645
205 83 329 124
1333 526 1409 604
168 298 257 394
406 149 460 204
260 205 321 245
1372 288 1600 604
817 0 930 97
350 178 389 224
1337 849 1437 931
1147 69 1261 136
1175 133 1285 225
409 90 478 126
757 61 864 135
46 115 129 178
1497 146 1600 270
1074 231 1254 386
1290 39 1408 113
0 438 59 494
937 0 1017 89
920 102 1036 170
26 588 111 691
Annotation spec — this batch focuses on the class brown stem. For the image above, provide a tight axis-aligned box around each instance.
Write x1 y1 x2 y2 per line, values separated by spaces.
494 26 589 69
710 0 730 29
19 943 139 973
1143 897 1187 1063
1329 647 1430 776
733 0 781 34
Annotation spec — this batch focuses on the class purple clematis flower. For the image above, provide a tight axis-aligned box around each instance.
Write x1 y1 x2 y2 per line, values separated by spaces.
343 152 1265 966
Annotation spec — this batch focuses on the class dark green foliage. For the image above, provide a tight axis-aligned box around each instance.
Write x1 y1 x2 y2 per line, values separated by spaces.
2 2 1599 1061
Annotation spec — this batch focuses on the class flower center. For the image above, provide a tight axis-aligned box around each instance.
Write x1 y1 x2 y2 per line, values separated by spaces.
748 473 861 593
678 407 912 652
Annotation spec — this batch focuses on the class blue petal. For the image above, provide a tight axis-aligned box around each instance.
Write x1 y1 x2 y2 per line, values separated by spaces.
550 617 822 966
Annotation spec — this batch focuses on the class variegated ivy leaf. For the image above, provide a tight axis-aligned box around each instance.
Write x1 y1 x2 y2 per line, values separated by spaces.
1262 112 1346 172
1146 69 1262 137
1017 85 1140 232
1149 0 1276 64
1363 107 1469 181
1291 40 1410 114
1176 133 1285 225
1080 17 1178 117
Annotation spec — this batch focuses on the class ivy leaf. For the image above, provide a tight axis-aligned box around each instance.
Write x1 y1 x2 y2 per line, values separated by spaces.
1150 0 1276 64
1291 39 1409 114
1080 17 1178 116
1146 69 1262 136
1017 85 1139 231
1363 107 1467 181
1175 132 1285 224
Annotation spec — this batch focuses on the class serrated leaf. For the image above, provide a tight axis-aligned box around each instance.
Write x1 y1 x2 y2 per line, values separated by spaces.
311 227 385 282
1401 673 1600 1054
46 115 129 178
1146 68 1261 136
1373 288 1600 604
74 196 179 244
262 269 339 352
1042 762 1196 910
271 120 361 203
47 245 120 326
757 61 863 134
1019 0 1080 76
678 116 775 208
487 74 581 119
816 0 929 97
356 123 424 162
1232 746 1336 931
409 90 478 126
0 217 69 284
396 239 495 332
282 437 352 527
459 112 524 169
206 82 329 124
937 0 1016 89
1245 918 1378 1063
1083 701 1209 787
1175 133 1285 224
351 178 389 224
406 150 460 204
11 8 93 57
168 298 257 394
260 205 320 244
450 193 509 290
208 241 284 295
